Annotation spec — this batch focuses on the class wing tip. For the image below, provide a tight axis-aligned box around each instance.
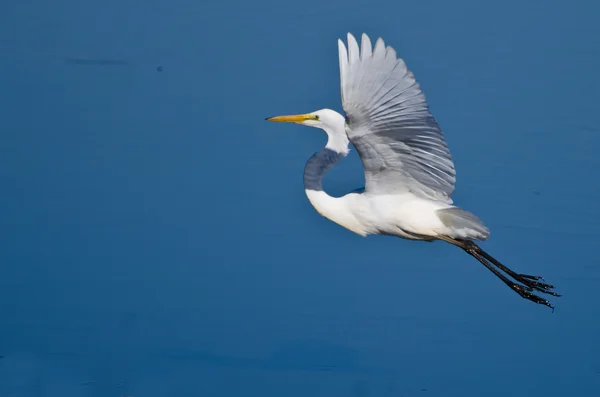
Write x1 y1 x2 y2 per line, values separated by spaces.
339 33 377 53
340 33 394 55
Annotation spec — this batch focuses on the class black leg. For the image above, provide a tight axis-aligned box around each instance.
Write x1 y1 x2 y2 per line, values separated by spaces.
463 240 560 297
437 236 560 309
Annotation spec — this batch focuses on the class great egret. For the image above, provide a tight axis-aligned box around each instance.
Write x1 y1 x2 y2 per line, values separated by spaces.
266 33 559 309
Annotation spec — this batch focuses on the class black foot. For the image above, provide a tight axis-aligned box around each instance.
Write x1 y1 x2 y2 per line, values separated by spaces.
464 240 561 299
513 273 561 297
512 284 555 311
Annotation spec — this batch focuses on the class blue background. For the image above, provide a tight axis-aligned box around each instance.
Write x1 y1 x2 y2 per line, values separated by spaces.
1 0 599 395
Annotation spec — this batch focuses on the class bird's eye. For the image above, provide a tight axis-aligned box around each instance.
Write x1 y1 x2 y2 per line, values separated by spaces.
314 115 320 120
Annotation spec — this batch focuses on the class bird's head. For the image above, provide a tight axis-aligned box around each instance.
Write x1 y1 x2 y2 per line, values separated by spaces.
266 108 349 154
266 108 345 130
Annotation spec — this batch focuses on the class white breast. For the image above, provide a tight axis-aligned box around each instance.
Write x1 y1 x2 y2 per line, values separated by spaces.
304 189 374 237
305 189 453 240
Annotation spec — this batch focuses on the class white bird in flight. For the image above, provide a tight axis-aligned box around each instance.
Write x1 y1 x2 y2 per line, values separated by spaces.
266 33 559 309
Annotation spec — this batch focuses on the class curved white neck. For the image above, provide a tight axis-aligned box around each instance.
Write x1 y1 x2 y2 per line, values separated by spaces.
302 130 366 236
301 113 366 235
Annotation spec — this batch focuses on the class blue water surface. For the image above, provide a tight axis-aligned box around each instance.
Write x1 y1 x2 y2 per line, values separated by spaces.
1 0 599 396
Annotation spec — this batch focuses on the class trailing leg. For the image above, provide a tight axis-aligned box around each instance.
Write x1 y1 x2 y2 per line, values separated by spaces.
437 236 560 309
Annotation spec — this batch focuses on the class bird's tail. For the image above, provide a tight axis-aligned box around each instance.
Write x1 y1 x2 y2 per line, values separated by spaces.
436 207 490 241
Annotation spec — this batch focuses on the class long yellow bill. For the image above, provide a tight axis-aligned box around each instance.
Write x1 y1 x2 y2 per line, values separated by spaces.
265 114 317 123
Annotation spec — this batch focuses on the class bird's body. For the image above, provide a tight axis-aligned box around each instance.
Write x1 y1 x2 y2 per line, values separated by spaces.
309 189 484 240
306 188 444 239
267 33 559 308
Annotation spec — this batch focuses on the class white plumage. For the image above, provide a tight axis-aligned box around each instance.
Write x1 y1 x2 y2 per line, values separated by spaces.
266 33 559 309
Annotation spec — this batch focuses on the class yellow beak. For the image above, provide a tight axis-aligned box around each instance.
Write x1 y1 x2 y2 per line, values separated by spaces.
265 113 317 123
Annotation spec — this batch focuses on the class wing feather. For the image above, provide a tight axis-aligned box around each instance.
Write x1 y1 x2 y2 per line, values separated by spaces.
338 33 456 202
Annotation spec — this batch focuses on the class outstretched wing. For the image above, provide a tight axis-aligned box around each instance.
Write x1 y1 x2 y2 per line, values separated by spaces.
338 33 455 202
